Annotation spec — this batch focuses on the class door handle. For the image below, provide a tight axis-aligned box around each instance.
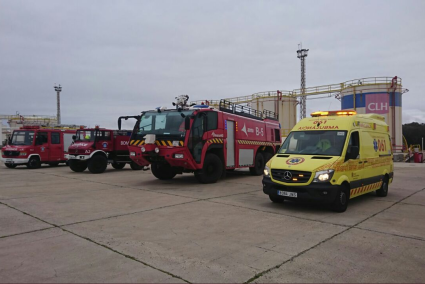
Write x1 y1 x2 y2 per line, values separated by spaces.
358 161 363 164
363 161 368 163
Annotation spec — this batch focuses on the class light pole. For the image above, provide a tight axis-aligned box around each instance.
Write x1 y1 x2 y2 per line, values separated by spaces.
54 84 62 125
297 44 309 120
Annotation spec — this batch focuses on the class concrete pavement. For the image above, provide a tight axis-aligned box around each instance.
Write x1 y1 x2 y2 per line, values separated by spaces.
0 163 424 283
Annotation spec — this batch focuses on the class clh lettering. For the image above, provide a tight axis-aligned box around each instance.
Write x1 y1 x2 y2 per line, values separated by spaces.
368 103 388 111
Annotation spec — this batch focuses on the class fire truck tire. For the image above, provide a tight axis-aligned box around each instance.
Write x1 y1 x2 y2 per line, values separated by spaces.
27 157 41 169
376 176 389 197
151 163 176 180
130 162 143 170
111 162 126 170
69 160 87 172
249 152 265 176
48 162 60 167
331 185 349 213
5 163 17 168
263 152 273 163
195 153 223 184
88 155 108 174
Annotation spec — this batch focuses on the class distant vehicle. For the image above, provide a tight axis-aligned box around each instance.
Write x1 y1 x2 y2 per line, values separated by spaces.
128 96 282 183
66 124 143 174
0 125 77 169
263 110 393 212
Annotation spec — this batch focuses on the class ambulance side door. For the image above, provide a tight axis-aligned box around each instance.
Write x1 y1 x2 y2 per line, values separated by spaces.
345 131 363 188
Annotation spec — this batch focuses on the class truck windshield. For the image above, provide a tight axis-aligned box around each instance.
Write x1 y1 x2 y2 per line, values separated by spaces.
134 110 194 138
10 131 35 146
279 130 347 156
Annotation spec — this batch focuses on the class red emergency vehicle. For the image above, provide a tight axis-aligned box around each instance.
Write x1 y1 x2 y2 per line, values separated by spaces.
128 97 282 183
66 126 143 174
1 126 77 169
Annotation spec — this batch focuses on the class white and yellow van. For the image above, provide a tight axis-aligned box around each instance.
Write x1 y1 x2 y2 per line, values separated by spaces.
263 110 393 212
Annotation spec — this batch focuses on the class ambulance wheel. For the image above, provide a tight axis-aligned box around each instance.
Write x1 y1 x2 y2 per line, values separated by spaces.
69 160 87 172
269 195 284 203
27 157 41 169
88 155 108 174
195 153 223 184
111 162 126 170
376 177 389 197
263 152 273 163
5 163 17 169
130 162 143 170
151 163 176 180
48 162 60 167
249 152 265 176
331 185 349 213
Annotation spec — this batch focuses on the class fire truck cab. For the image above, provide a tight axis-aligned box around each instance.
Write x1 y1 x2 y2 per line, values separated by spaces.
66 127 142 174
128 97 281 183
1 126 76 169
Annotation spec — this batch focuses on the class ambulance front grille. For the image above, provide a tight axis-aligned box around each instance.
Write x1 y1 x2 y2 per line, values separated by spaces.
271 169 312 183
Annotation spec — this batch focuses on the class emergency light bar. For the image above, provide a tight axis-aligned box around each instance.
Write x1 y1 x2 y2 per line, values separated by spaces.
311 110 357 117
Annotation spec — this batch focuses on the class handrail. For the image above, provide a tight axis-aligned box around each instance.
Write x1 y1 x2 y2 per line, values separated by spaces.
191 76 403 105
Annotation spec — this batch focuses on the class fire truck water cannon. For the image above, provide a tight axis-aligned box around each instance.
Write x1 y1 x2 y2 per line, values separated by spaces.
172 95 190 110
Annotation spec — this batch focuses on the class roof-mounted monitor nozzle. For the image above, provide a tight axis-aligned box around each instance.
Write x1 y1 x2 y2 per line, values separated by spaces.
172 95 190 110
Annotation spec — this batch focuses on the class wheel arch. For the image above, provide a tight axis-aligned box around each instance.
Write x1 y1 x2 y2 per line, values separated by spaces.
89 150 108 159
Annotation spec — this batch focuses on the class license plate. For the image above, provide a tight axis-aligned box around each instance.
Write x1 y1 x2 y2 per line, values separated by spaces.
278 190 297 198
6 159 13 163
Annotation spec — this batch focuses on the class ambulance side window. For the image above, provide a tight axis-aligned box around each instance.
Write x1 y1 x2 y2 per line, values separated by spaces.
206 112 217 131
347 131 360 160
51 132 60 144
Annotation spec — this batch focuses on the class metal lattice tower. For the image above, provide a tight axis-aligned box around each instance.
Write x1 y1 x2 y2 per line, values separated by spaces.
54 84 62 125
297 44 309 119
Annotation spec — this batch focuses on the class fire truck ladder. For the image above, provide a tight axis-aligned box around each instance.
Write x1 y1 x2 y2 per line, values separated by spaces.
219 99 278 121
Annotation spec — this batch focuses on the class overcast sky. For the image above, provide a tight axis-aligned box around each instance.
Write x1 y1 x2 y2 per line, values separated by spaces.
1 0 424 129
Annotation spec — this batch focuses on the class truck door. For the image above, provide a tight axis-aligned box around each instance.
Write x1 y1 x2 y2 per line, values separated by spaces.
346 131 363 188
226 120 235 167
49 132 62 161
188 114 205 163
35 132 49 161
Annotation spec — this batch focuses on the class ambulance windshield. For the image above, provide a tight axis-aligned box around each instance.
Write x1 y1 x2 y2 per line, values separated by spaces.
279 130 347 156
134 110 194 137
10 131 35 146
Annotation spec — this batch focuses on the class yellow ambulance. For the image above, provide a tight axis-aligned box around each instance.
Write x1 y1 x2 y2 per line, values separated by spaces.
263 110 393 212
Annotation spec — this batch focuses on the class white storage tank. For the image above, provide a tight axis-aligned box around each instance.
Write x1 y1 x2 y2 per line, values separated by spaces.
340 77 404 152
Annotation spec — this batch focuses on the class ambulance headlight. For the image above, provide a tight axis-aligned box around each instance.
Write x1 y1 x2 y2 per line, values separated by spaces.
313 170 334 182
154 147 160 154
130 152 136 156
141 146 146 153
264 165 270 177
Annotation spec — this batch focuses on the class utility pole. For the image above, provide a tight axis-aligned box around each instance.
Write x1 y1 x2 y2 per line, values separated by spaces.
297 44 309 120
54 84 62 125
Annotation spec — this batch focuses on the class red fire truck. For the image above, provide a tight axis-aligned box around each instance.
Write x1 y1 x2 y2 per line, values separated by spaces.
66 125 143 174
1 125 77 169
128 97 282 183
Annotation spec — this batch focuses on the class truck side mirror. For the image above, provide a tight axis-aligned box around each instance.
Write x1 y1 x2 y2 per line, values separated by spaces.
72 135 77 141
8 137 11 145
347 146 359 160
185 116 191 130
118 119 122 130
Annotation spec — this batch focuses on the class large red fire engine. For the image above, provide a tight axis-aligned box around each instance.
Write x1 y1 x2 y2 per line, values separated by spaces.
128 96 282 183
1 125 77 169
66 124 143 174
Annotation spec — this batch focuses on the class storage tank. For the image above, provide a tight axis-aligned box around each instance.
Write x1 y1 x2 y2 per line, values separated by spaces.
249 94 297 139
340 77 403 152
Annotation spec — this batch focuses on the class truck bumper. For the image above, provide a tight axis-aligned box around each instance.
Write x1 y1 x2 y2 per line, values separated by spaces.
0 157 30 165
262 177 339 204
66 154 89 161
